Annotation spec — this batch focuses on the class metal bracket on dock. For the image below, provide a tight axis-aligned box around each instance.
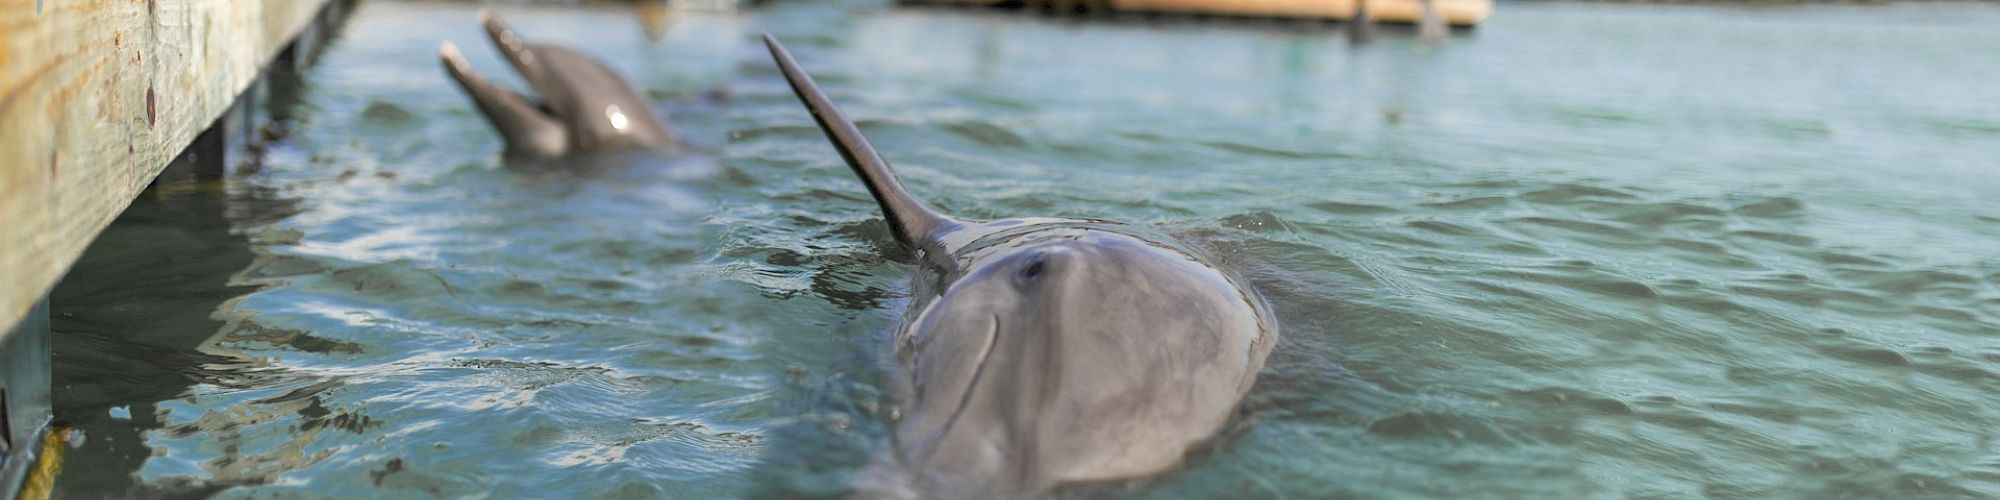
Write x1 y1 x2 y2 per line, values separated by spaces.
0 300 52 500
1 387 13 455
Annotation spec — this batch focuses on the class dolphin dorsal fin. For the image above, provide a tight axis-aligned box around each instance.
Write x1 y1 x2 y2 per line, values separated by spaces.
763 33 952 249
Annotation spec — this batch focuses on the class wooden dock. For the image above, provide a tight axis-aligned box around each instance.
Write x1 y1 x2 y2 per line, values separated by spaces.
0 0 346 494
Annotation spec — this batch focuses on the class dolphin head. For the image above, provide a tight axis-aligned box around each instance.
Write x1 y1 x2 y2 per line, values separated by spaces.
886 225 1273 496
439 11 676 159
761 34 1278 497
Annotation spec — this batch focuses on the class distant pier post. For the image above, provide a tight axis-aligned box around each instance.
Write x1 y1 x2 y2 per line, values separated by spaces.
1350 0 1376 44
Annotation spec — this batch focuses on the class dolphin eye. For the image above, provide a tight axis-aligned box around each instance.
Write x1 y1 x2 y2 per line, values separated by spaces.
1017 259 1045 283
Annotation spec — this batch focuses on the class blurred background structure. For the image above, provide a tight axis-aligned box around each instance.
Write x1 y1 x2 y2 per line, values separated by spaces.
901 0 1491 26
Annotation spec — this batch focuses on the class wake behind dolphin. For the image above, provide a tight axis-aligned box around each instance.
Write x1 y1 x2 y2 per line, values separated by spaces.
439 11 677 160
762 34 1278 498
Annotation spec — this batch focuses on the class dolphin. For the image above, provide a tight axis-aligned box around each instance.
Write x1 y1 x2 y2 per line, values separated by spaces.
438 11 676 159
762 34 1278 498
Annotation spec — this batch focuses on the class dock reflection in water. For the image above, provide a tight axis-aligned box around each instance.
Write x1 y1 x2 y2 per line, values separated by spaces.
51 182 305 497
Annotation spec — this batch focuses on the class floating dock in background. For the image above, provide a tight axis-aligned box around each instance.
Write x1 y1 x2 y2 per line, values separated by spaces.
901 0 1494 26
0 0 350 495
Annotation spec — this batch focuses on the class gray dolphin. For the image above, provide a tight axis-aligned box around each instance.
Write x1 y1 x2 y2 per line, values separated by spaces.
438 11 676 159
763 34 1278 498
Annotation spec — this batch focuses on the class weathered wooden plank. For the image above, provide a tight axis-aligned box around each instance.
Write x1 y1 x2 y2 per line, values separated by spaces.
0 0 335 330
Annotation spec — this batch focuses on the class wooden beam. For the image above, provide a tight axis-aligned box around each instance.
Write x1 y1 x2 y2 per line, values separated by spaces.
0 0 336 330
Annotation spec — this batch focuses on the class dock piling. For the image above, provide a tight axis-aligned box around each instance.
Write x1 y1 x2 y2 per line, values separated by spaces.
0 299 50 500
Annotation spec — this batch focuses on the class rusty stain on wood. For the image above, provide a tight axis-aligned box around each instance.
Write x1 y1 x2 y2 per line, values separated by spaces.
1 0 337 330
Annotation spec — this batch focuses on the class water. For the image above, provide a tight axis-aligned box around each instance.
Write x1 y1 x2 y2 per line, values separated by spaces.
47 1 2000 498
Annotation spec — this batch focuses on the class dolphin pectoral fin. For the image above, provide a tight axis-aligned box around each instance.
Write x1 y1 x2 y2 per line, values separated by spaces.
440 41 568 158
762 33 956 250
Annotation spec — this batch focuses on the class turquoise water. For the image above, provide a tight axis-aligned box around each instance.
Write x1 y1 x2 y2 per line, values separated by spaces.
49 1 2000 498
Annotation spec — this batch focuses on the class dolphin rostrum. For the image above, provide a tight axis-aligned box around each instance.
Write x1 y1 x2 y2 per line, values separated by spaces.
439 11 676 159
763 34 1278 498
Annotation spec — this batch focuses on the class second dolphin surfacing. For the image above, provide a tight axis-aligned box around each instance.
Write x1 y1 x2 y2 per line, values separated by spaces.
439 11 677 160
762 35 1278 497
